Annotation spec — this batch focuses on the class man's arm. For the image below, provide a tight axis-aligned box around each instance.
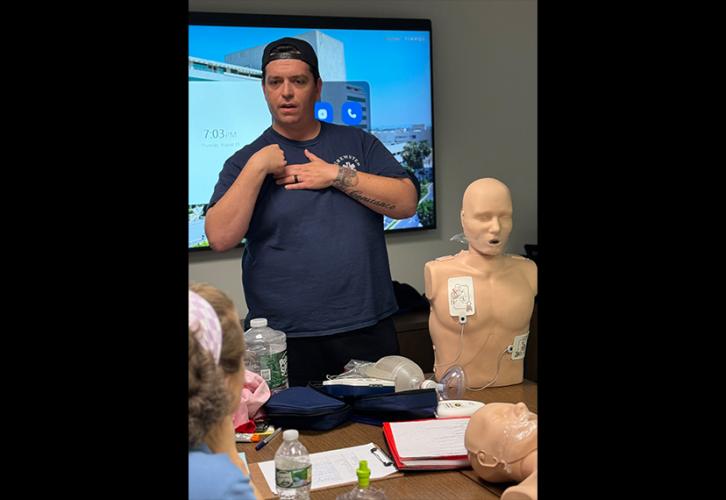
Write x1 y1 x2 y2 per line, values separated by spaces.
276 149 418 219
205 144 287 252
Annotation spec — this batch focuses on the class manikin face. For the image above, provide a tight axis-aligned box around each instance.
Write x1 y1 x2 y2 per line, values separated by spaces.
262 59 321 130
461 178 513 256
465 402 537 473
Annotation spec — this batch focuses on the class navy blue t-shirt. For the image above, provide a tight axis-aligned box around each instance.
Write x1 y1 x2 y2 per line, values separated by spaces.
209 122 408 337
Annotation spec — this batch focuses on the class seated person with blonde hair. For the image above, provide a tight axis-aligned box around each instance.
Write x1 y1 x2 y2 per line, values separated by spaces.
190 282 270 429
188 289 259 499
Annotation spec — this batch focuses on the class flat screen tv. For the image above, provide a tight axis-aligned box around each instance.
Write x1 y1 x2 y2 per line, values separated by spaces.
189 12 435 250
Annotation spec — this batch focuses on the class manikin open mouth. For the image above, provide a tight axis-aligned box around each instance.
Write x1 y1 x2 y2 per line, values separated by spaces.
489 239 500 245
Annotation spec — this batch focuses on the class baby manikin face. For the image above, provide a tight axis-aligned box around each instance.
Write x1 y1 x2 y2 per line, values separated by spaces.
461 180 513 256
465 402 537 468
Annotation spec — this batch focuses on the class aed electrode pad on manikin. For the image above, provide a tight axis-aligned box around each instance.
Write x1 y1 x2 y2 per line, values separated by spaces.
448 277 475 323
446 276 527 361
436 276 526 391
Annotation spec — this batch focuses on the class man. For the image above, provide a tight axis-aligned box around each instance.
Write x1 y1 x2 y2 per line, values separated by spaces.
205 37 418 386
425 178 537 388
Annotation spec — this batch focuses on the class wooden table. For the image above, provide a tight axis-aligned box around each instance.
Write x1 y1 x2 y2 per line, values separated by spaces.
240 380 536 499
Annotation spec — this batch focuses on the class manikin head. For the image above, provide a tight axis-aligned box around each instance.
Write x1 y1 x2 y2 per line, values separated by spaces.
464 402 537 483
461 178 513 256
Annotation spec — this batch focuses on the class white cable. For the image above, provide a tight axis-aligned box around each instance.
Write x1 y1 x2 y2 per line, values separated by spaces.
466 347 509 391
434 319 495 371
431 320 520 390
433 322 465 368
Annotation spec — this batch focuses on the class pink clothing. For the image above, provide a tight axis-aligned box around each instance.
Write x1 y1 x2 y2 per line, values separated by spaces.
232 370 271 429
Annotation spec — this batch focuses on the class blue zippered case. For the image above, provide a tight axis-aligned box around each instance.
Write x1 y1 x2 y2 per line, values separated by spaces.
349 388 438 426
311 382 438 426
263 386 352 431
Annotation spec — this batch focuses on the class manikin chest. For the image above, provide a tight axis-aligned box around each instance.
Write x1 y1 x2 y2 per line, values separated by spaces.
436 271 534 332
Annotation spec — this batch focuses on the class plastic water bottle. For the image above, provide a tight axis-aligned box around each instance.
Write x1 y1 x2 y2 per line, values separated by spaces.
275 429 311 500
244 318 288 394
335 460 387 499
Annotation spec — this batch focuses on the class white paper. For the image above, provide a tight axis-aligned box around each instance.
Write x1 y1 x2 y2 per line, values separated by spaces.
388 418 469 458
258 442 398 493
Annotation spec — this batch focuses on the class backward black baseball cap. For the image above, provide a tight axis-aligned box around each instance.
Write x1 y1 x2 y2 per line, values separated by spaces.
261 37 320 80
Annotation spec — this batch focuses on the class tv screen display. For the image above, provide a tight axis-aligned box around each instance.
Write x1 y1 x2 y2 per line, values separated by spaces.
189 13 435 249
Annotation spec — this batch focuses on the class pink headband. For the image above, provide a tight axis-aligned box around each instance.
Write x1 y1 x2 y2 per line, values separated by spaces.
189 290 222 364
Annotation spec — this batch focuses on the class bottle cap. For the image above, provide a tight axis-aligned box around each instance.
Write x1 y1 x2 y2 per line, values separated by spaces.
250 318 268 328
356 460 371 488
283 429 299 441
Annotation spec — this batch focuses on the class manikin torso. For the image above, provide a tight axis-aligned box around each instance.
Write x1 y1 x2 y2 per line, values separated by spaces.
424 178 537 388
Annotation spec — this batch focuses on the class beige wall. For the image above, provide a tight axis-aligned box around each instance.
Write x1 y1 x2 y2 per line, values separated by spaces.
188 0 537 314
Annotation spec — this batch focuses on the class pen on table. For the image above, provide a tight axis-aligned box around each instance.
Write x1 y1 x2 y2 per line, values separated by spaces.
255 427 283 451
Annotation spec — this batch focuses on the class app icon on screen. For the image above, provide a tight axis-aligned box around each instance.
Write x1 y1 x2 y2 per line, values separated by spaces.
341 102 363 125
315 101 334 122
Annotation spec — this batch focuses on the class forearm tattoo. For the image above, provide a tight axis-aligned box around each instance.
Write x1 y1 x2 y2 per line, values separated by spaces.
333 166 396 211
348 190 396 210
332 166 359 189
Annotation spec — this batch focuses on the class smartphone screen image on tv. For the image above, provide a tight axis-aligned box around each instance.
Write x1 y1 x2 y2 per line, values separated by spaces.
189 13 436 250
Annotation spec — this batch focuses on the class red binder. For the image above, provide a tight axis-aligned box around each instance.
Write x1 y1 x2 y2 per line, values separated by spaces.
382 417 472 470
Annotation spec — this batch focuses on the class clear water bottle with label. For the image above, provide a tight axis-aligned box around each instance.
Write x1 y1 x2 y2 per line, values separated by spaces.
275 429 311 500
244 318 288 393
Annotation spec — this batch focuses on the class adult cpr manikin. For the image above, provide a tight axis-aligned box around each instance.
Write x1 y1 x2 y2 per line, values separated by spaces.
464 402 537 500
424 178 537 388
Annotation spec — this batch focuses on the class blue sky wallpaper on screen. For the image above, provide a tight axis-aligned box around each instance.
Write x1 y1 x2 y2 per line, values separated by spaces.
189 24 434 249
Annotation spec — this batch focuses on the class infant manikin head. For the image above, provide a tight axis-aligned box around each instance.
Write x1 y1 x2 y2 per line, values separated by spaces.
461 178 513 257
464 402 537 484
